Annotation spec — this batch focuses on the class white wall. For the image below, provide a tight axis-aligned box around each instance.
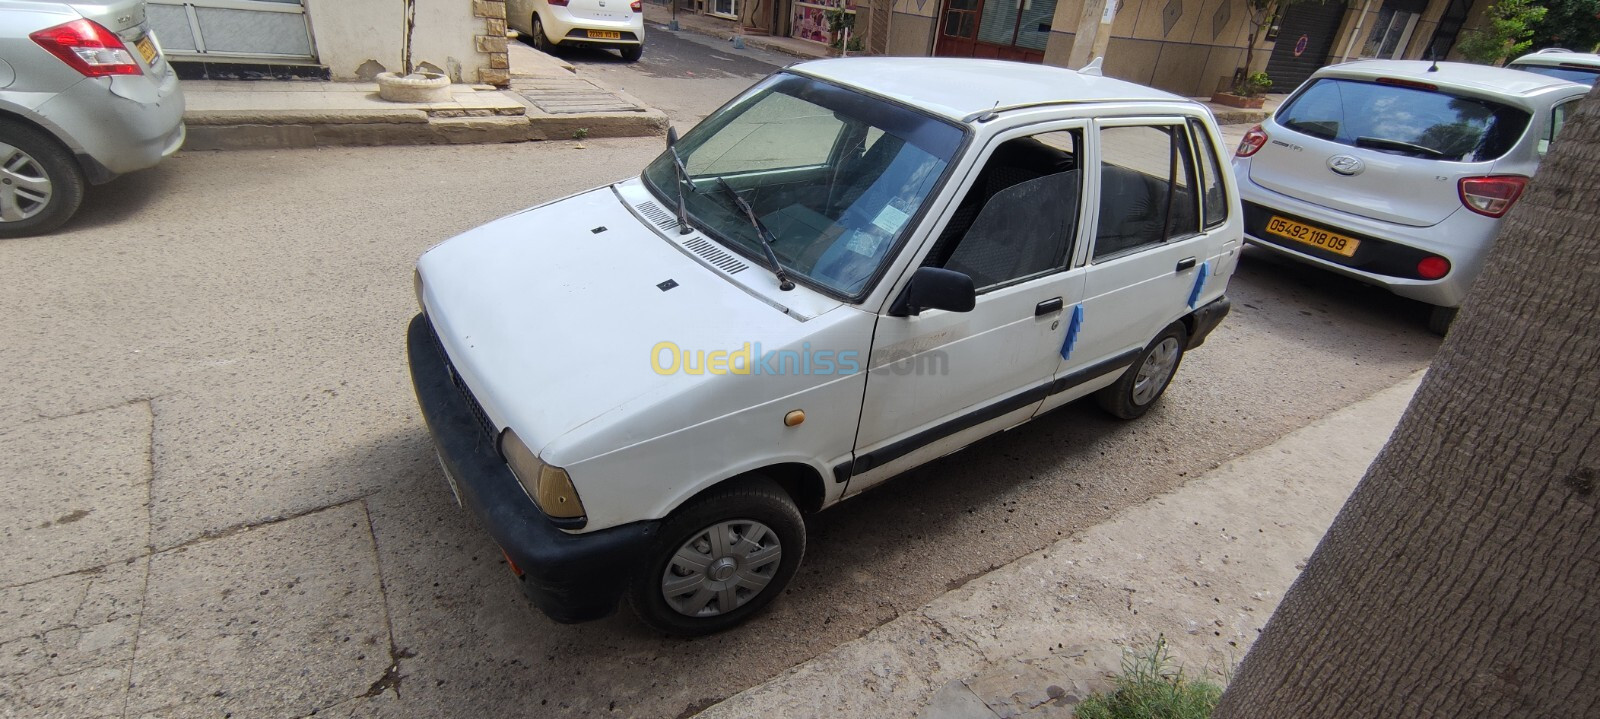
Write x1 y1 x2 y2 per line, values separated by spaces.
306 0 487 83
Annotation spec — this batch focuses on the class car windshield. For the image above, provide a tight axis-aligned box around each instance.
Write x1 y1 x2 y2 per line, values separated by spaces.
1275 78 1531 162
642 73 965 298
1508 63 1600 86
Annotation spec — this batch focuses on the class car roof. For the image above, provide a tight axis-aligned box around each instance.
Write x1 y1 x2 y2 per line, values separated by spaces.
788 58 1190 122
1509 50 1600 68
1314 60 1584 98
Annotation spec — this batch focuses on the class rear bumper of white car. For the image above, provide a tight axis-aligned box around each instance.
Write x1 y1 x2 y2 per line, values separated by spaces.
1235 172 1499 308
544 6 644 46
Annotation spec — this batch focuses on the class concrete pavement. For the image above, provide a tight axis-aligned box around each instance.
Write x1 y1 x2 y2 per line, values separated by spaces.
697 373 1424 718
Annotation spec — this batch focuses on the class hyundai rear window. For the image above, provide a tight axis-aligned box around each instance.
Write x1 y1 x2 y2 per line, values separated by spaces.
1275 78 1531 162
1507 63 1600 86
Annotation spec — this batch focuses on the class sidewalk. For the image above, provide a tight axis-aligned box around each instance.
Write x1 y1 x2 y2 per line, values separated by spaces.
183 42 666 151
643 3 831 60
695 372 1425 719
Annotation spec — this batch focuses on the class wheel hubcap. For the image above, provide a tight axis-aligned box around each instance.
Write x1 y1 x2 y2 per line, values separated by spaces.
1131 337 1181 405
661 519 782 618
0 142 53 223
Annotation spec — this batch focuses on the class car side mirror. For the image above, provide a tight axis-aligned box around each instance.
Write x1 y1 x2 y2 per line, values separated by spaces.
890 267 976 317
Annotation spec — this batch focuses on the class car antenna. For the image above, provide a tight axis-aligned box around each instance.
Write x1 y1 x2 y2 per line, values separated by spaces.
975 101 1000 123
1427 48 1440 72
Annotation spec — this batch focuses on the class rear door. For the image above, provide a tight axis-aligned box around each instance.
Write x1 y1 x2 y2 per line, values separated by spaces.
1249 78 1531 227
1047 118 1214 404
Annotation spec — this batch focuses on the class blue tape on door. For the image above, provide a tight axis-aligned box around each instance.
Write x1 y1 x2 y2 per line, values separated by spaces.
1060 304 1084 360
1186 261 1210 310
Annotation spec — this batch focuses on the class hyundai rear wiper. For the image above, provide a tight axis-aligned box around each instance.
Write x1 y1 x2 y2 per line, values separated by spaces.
715 178 795 291
1355 136 1448 158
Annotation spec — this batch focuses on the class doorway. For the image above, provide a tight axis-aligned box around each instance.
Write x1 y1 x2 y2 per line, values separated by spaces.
934 0 1055 64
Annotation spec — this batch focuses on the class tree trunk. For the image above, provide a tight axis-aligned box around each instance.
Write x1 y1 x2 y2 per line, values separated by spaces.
1213 86 1600 718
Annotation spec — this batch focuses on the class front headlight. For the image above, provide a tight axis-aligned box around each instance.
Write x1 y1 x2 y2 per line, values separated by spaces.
499 429 585 519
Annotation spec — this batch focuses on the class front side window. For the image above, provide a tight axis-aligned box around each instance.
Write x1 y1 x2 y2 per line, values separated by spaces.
1276 78 1531 162
1093 124 1199 261
923 131 1082 291
642 73 965 298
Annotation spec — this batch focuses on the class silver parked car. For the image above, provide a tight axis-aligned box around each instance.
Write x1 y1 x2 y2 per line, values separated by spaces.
0 0 184 238
1233 61 1587 333
1508 48 1600 86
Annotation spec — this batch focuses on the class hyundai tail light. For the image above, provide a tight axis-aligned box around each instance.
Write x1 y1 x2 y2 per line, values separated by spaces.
1417 256 1451 280
632 0 643 10
30 19 142 77
1236 125 1268 157
1458 175 1529 218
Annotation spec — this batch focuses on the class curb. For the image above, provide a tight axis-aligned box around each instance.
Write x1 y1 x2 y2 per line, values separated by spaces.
182 103 667 151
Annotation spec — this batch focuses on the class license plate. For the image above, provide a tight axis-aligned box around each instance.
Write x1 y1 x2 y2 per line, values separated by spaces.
1265 215 1360 257
135 35 158 65
435 451 464 506
587 30 622 39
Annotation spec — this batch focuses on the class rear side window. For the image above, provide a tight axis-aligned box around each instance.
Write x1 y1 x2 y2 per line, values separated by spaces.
1275 78 1531 162
1188 119 1229 229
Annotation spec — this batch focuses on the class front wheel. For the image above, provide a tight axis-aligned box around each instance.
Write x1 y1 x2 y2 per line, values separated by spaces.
619 44 643 62
0 120 85 239
628 477 804 636
1096 321 1188 420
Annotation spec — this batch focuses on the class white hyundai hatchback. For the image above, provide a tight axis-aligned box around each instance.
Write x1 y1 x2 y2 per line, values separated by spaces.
1233 60 1586 333
507 0 645 62
409 58 1240 635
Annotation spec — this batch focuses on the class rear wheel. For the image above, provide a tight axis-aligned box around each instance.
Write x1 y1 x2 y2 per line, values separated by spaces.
628 477 804 636
0 120 84 239
620 44 643 62
530 15 554 53
1427 305 1458 336
1096 322 1188 420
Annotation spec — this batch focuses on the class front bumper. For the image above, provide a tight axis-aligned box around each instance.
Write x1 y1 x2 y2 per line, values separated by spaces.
407 313 659 624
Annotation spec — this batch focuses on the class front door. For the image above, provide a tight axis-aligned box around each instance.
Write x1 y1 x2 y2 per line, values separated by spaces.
845 123 1088 494
934 0 1054 63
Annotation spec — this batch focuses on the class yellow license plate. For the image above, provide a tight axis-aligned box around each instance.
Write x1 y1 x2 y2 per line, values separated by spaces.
1265 215 1360 257
135 35 158 65
587 30 622 39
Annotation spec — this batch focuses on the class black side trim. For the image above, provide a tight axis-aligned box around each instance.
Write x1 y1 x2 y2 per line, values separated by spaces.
850 349 1141 477
1048 348 1142 396
1186 295 1231 350
832 461 853 484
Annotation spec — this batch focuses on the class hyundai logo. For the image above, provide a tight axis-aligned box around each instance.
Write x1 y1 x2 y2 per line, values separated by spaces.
1328 154 1365 176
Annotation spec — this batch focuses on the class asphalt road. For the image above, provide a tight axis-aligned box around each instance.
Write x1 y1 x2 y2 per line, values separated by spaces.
2 42 1441 719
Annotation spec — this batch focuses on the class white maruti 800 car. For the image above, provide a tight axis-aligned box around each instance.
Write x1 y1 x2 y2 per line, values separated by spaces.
408 58 1241 635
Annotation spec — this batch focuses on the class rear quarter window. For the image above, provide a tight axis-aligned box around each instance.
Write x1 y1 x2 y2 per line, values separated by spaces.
1275 78 1531 162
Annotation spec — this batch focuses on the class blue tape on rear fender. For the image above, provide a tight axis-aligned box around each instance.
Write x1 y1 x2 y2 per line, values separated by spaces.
1060 304 1084 360
1187 261 1210 310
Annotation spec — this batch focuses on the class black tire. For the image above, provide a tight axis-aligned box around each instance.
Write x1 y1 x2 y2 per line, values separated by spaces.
619 44 644 62
0 119 85 239
628 477 804 636
531 15 554 53
1427 305 1458 336
1095 321 1189 420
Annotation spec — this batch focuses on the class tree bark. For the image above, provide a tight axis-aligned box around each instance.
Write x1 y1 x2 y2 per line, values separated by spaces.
1213 86 1600 718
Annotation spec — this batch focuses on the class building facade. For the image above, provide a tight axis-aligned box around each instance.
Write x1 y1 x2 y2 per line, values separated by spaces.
147 0 513 85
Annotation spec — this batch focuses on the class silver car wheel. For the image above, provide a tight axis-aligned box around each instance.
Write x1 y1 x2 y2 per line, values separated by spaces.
1131 337 1181 405
0 142 53 223
661 519 782 618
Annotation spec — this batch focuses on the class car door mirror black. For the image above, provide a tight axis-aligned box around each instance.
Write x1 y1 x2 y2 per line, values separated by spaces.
889 267 976 317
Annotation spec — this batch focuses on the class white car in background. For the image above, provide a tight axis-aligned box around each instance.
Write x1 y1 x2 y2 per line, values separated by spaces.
1232 60 1587 333
508 0 645 62
1508 48 1600 86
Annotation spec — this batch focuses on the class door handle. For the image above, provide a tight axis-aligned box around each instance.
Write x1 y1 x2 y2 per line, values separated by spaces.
1035 297 1063 316
1176 257 1197 272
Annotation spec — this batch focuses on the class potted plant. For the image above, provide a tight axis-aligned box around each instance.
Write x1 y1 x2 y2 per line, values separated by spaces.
377 0 451 103
1212 71 1272 109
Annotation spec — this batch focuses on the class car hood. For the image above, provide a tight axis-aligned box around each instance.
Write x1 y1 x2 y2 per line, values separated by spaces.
417 184 849 459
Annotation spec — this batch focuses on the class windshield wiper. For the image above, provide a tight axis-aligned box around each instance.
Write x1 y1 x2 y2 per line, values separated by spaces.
665 128 693 235
715 178 795 291
1355 136 1449 158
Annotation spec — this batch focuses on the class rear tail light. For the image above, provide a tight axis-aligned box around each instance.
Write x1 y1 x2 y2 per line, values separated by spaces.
1236 125 1268 158
1458 175 1529 218
1417 256 1451 280
30 19 142 77
548 0 569 5
632 0 643 10
1376 77 1439 91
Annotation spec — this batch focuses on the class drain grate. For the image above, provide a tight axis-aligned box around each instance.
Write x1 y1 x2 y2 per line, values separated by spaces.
512 77 643 115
